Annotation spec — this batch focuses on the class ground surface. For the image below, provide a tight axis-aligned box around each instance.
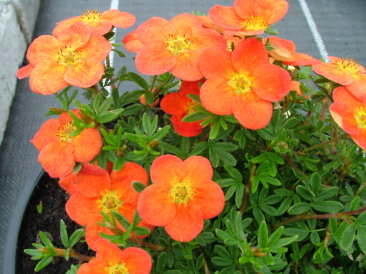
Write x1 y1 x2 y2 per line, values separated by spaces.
1 0 366 272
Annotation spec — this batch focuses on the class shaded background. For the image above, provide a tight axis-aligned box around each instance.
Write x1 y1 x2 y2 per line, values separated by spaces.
1 0 366 271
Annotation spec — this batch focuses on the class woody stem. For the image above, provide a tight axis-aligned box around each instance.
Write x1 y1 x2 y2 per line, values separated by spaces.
39 247 93 263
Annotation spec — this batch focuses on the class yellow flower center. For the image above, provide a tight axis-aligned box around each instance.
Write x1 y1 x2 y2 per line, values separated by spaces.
354 106 366 129
81 9 102 25
227 72 254 94
57 46 81 66
165 34 192 56
56 121 77 142
170 181 195 206
105 262 129 274
334 58 361 75
186 100 200 114
243 16 268 31
97 190 123 214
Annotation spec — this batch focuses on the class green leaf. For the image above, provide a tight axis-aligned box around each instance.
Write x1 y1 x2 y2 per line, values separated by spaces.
128 72 149 90
113 157 125 171
288 202 311 215
258 220 269 248
296 185 314 201
96 109 124 123
39 231 54 248
357 228 366 254
35 257 53 272
268 226 284 247
133 226 151 236
310 173 322 193
60 220 69 248
311 200 343 213
340 224 356 250
182 112 208 122
68 229 84 248
111 211 130 229
132 181 146 193
156 252 168 273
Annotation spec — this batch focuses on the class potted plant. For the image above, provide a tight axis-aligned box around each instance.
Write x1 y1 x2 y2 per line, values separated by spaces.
13 0 366 272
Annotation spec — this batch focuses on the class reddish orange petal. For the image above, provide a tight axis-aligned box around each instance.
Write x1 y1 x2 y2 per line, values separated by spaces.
120 247 152 273
192 180 225 219
38 142 74 178
135 43 176 76
79 34 112 62
137 184 176 226
179 80 201 95
30 119 60 151
170 51 203 81
77 258 106 274
29 62 68 95
232 38 268 72
200 78 234 115
25 35 60 65
170 13 202 33
165 203 204 242
64 59 104 88
232 92 273 130
136 17 173 44
150 154 185 186
102 9 136 29
54 22 91 49
66 193 100 226
74 163 110 197
161 92 191 116
252 63 291 102
71 127 102 163
198 48 233 79
17 65 34 79
85 223 116 251
346 75 366 101
52 17 81 37
290 80 302 96
267 36 295 61
209 5 243 30
171 115 203 137
123 30 143 53
111 162 148 206
183 156 213 184
283 52 321 66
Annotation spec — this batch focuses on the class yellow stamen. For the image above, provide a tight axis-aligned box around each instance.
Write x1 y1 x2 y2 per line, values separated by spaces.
334 58 361 75
81 9 102 25
186 100 200 114
165 34 192 56
56 121 76 142
105 262 129 274
57 46 81 66
244 16 268 31
97 190 123 214
227 72 254 94
170 180 195 206
354 106 366 129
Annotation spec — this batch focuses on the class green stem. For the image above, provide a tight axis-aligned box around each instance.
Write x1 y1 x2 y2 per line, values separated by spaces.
297 133 348 154
240 165 256 215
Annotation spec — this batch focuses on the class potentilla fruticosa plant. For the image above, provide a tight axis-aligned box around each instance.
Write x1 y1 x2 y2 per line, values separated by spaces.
17 0 366 273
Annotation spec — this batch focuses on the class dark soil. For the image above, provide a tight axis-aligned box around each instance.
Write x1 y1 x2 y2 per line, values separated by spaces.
17 172 94 274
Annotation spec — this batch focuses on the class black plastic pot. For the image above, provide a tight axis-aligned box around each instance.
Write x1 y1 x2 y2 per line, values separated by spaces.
3 170 43 274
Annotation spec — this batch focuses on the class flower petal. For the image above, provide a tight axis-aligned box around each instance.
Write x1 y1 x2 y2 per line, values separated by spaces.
209 5 243 30
66 193 100 226
71 127 102 163
160 92 191 116
102 9 136 29
164 203 203 242
38 142 74 178
232 38 268 72
232 92 273 130
150 154 185 186
79 34 112 62
200 78 234 115
120 247 152 274
64 59 104 88
30 119 60 151
137 184 176 226
198 47 233 80
183 156 213 184
171 115 203 137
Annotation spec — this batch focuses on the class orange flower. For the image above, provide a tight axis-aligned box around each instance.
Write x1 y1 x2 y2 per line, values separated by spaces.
17 22 111 95
266 36 320 66
198 38 291 130
53 9 136 36
78 239 152 274
209 0 289 36
313 56 366 101
122 30 144 53
134 13 226 81
160 81 203 137
330 86 366 150
313 56 365 85
65 162 152 250
30 111 102 178
137 155 225 242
